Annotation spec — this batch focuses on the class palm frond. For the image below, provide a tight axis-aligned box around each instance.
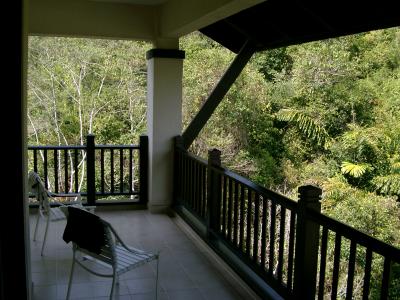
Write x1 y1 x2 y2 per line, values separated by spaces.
372 174 400 195
341 161 371 178
276 109 330 148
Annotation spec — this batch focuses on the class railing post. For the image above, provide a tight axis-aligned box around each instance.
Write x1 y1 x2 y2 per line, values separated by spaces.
139 135 149 205
173 136 184 206
86 134 96 206
207 148 222 237
293 185 322 299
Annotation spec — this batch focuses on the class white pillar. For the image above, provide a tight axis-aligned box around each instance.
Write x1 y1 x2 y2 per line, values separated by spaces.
146 48 185 213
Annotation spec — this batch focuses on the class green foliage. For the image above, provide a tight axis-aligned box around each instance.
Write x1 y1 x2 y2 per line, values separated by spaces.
28 37 150 146
340 161 372 178
373 174 400 196
275 109 330 148
323 176 400 247
252 48 293 82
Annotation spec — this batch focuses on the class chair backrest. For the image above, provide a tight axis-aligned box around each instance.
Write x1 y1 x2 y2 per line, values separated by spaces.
28 171 51 211
79 220 116 266
62 206 115 265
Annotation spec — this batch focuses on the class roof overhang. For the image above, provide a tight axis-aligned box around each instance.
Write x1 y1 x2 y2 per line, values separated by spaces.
200 0 400 53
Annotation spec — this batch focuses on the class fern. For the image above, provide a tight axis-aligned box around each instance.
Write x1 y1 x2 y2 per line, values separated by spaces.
341 161 371 178
276 109 330 148
372 174 400 195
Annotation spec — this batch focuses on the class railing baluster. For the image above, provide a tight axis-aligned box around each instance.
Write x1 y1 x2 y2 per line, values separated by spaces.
184 154 187 204
222 176 227 236
331 234 342 299
363 248 373 300
101 148 105 194
195 159 199 214
380 258 391 300
246 189 252 257
253 193 260 264
227 178 233 243
261 197 267 270
193 159 198 213
110 148 114 193
277 206 286 283
183 156 187 206
64 149 68 193
269 201 276 276
189 158 194 209
74 149 78 192
189 157 193 208
119 148 123 193
43 150 48 189
345 240 357 300
318 227 328 300
183 154 187 205
233 181 239 247
86 134 96 205
239 184 245 251
287 210 296 291
54 149 58 193
201 166 207 217
196 159 200 214
129 148 133 193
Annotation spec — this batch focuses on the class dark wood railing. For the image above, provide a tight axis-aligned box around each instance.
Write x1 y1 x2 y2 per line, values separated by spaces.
28 134 148 205
308 209 400 300
173 138 400 299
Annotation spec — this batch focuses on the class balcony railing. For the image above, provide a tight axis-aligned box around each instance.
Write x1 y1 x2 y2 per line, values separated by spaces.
173 137 400 299
28 134 148 206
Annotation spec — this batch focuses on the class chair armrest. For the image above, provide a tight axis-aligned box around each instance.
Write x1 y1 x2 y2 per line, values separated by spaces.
49 192 82 202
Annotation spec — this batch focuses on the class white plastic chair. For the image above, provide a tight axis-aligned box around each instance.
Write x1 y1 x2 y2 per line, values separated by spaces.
28 171 95 256
60 206 160 300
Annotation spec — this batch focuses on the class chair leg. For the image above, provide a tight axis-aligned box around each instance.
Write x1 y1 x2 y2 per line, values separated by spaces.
110 272 116 300
66 255 76 300
40 216 50 256
155 257 159 300
33 211 40 241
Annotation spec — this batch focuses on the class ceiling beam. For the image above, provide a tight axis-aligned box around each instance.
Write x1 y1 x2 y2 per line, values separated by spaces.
158 0 265 38
28 0 156 40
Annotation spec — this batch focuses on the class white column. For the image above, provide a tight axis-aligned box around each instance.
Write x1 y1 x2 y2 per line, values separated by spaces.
146 48 185 213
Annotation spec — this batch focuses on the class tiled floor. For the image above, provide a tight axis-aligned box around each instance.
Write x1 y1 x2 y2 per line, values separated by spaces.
29 209 259 300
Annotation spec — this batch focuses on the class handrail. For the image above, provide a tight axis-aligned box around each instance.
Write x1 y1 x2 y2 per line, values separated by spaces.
28 145 85 150
307 208 400 260
95 144 139 149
